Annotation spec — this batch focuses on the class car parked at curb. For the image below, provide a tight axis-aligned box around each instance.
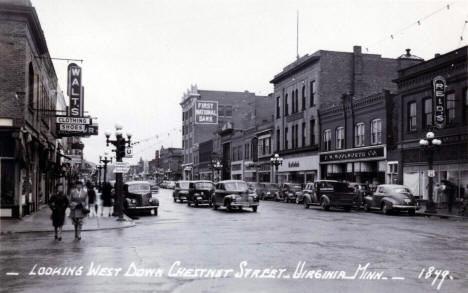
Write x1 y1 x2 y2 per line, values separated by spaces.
303 180 354 211
279 183 303 203
212 180 259 212
363 184 418 216
173 181 190 203
187 180 214 207
259 183 280 200
123 181 159 216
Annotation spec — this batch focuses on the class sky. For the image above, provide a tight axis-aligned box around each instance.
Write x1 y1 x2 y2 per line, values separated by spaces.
30 0 468 164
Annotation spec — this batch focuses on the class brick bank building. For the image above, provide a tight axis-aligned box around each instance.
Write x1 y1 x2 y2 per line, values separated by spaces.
389 46 468 200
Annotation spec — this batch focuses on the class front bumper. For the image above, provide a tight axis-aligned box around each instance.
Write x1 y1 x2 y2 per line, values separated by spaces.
127 205 159 210
391 205 418 210
230 201 259 207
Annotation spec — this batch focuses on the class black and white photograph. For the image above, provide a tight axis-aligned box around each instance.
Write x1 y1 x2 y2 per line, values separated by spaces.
0 0 467 292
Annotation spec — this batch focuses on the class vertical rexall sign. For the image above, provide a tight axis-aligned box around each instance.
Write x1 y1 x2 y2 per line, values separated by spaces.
195 101 218 124
433 76 447 129
67 63 83 117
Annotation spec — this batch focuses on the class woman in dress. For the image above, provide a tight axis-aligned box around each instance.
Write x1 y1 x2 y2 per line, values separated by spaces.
49 183 69 241
69 181 88 240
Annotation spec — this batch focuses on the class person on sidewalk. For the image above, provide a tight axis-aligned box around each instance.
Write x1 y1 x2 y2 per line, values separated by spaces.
86 181 97 217
48 183 69 241
101 182 113 217
69 181 89 240
442 180 456 213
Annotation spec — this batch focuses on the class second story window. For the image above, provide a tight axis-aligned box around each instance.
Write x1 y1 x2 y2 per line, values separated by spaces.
295 89 299 112
284 94 289 116
225 105 233 117
284 127 289 150
276 129 280 151
408 102 417 131
310 80 316 107
354 123 365 147
291 91 295 114
447 93 455 125
276 96 280 118
310 119 315 145
335 127 344 149
371 119 382 145
323 129 331 151
28 63 34 110
219 105 225 117
423 98 433 128
302 86 306 111
302 122 306 147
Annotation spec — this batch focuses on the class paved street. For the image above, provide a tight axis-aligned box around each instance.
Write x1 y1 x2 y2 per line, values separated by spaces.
1 188 467 293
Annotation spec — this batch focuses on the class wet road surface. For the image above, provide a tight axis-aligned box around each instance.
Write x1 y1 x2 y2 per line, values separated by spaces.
1 188 467 293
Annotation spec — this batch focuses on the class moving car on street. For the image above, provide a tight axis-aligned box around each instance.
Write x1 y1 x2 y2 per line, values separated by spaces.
187 180 214 207
123 181 159 216
259 183 280 200
279 183 303 203
173 181 190 203
363 184 418 216
303 180 354 211
212 180 259 212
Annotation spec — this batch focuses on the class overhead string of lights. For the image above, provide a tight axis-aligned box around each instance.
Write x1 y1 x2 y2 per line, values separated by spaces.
365 2 460 53
459 18 468 46
130 128 182 147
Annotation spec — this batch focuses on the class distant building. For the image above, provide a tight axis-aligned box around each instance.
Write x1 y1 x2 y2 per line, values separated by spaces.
271 46 422 184
157 146 183 181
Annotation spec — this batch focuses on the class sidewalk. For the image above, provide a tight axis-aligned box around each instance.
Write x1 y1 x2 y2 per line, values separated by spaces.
0 205 135 235
416 206 468 220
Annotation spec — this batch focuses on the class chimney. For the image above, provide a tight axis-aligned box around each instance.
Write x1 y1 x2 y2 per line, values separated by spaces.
353 46 362 55
406 48 411 57
435 53 441 58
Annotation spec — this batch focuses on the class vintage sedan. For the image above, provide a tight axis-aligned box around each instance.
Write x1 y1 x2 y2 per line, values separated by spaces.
173 181 190 202
123 181 159 216
260 183 280 200
279 183 303 203
303 180 354 211
212 180 259 212
187 180 214 207
363 184 418 216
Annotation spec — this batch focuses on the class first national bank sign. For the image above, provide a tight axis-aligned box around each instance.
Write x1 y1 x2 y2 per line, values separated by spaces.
195 101 218 124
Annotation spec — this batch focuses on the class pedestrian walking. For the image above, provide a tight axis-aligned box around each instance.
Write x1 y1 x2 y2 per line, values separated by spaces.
86 181 97 217
101 182 113 217
48 183 69 241
69 181 89 240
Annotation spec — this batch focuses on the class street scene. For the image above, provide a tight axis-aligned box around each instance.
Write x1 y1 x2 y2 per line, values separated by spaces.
1 0 468 292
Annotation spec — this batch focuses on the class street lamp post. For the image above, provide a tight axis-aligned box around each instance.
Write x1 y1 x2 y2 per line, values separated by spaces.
97 163 103 189
99 151 112 188
270 153 283 184
419 131 442 214
105 124 132 221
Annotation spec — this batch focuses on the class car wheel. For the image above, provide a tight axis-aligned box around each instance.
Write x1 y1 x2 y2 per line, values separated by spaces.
408 209 415 216
321 199 330 211
154 208 158 216
382 203 391 215
252 206 257 212
344 206 351 212
226 201 232 212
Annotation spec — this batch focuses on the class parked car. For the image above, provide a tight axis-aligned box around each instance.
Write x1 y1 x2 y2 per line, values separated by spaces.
259 183 280 200
173 181 190 202
123 181 159 216
279 183 303 203
212 180 259 212
150 182 159 193
303 180 354 211
298 182 314 204
348 182 372 208
187 180 214 207
363 184 418 216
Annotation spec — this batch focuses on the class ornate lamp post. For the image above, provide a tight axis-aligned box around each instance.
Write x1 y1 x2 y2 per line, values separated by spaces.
211 158 223 182
270 153 283 184
105 124 132 221
419 131 442 214
97 163 103 189
99 151 112 187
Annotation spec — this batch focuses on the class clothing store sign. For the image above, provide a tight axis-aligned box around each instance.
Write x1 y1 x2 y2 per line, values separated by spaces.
433 75 446 129
67 63 83 117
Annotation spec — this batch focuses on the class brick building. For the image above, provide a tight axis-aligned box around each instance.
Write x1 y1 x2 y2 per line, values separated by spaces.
0 0 60 218
271 46 422 184
390 46 468 200
156 146 183 181
319 91 394 184
180 84 270 180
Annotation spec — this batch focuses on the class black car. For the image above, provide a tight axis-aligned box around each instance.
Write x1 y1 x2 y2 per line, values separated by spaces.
123 181 159 216
279 183 303 203
363 184 419 215
303 180 354 211
187 180 214 207
212 180 259 212
173 181 190 202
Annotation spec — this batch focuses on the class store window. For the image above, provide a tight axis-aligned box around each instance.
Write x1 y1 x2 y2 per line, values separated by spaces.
354 123 365 147
446 93 455 125
323 129 331 151
371 119 382 145
336 127 344 149
408 102 417 131
423 98 433 128
1 160 15 206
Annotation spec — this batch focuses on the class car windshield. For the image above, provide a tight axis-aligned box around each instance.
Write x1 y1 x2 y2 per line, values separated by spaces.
288 184 302 189
179 182 190 189
195 182 212 189
320 182 350 192
225 182 248 191
391 187 412 194
128 184 150 193
265 184 279 189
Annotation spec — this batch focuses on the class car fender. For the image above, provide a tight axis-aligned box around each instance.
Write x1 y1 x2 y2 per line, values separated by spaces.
363 196 373 205
382 198 396 208
303 193 311 204
321 195 331 205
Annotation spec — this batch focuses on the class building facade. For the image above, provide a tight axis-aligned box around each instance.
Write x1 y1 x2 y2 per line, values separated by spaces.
390 46 468 200
271 46 422 184
157 147 183 181
0 1 60 218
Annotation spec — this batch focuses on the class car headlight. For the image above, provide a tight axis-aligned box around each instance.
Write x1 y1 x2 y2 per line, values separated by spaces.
130 199 136 204
266 192 270 194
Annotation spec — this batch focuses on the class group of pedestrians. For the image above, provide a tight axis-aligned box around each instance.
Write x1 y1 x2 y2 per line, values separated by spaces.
48 180 115 241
